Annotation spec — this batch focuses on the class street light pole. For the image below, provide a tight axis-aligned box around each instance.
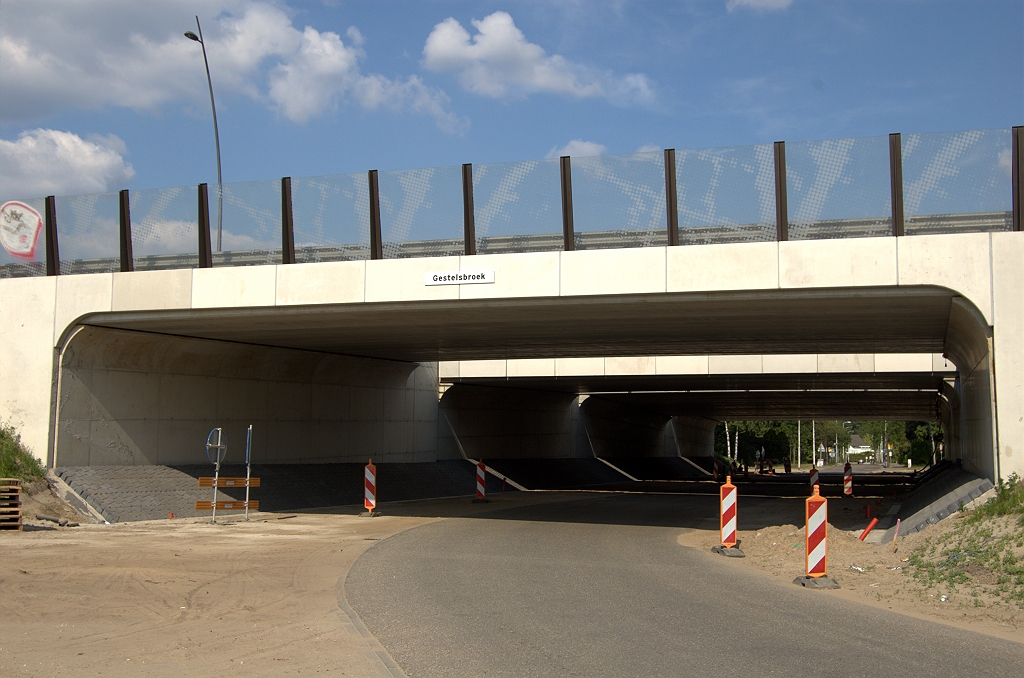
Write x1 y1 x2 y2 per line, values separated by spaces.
185 16 223 252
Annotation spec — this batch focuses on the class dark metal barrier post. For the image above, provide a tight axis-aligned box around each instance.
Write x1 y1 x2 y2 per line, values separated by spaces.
198 183 213 268
560 156 575 251
368 170 383 260
773 141 788 242
889 133 905 237
119 189 134 272
664 149 679 246
281 177 296 264
44 195 59 276
1013 126 1023 232
462 163 476 255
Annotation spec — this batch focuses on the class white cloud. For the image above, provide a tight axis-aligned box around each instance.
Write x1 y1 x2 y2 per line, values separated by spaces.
999 148 1012 178
0 129 135 200
727 0 793 12
636 144 662 154
0 1 462 131
545 140 607 159
422 11 654 106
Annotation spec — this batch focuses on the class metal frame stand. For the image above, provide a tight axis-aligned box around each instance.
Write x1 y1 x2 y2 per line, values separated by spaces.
205 428 226 524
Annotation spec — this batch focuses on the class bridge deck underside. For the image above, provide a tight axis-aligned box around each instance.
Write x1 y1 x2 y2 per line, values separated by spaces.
86 286 956 363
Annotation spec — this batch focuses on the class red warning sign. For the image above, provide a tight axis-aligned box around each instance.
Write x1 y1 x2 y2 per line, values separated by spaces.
0 201 43 259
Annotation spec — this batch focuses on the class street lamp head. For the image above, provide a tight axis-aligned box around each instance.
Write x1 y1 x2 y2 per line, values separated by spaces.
184 31 201 42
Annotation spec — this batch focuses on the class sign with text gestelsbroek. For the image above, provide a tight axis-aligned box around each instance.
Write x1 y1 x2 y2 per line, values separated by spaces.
424 270 495 286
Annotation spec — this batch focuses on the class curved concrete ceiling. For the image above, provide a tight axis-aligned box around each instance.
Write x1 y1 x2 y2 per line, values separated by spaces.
83 286 957 363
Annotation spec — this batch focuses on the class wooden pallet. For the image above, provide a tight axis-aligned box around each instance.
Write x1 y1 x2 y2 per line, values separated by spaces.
0 478 23 530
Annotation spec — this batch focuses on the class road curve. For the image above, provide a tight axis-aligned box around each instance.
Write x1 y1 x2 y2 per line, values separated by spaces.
347 493 1023 678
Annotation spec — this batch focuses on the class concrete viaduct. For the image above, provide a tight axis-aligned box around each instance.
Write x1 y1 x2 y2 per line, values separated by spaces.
0 233 1019 483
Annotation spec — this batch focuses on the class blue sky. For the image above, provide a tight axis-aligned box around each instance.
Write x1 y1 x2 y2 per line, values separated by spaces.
0 0 1021 200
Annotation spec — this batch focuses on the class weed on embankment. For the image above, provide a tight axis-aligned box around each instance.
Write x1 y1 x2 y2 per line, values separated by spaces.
0 422 44 481
909 474 1024 609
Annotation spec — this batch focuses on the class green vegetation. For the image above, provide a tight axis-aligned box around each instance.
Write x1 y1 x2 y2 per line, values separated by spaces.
0 422 45 481
908 474 1024 608
714 419 941 466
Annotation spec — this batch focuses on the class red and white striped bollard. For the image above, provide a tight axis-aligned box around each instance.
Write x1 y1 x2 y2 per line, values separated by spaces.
805 484 828 577
809 467 819 491
364 458 377 514
720 476 737 548
843 462 853 496
473 460 489 503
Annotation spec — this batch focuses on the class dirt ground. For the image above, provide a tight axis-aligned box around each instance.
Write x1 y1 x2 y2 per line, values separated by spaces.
17 479 95 527
678 500 1024 644
1 508 437 677
0 489 582 678
2 484 1020 678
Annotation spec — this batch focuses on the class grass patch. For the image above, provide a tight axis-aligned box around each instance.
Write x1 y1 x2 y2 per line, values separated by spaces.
908 474 1024 608
0 422 45 481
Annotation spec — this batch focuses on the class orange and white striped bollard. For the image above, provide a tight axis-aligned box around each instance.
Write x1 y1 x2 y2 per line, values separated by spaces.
720 475 737 548
843 462 853 496
809 468 819 491
473 460 489 503
364 458 377 514
805 484 828 577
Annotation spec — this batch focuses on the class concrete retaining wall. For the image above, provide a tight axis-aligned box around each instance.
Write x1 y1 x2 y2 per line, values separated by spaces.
56 327 438 465
438 384 583 460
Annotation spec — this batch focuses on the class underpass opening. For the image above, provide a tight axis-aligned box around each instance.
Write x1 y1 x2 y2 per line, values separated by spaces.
50 282 999 518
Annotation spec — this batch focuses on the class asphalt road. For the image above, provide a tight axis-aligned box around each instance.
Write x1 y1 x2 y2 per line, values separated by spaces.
346 493 1024 678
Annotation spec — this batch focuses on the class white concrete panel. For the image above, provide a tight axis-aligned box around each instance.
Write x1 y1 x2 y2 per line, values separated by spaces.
656 355 709 375
0 276 56 461
88 369 162 421
560 248 666 297
159 374 218 419
779 238 898 289
933 354 955 372
990 231 1024 479
364 256 461 302
276 260 365 306
709 355 763 374
459 251 559 299
217 379 269 421
817 354 874 372
54 274 112 344
351 386 385 421
762 354 818 373
874 353 933 372
897 233 993 324
605 356 657 376
439 361 460 379
311 384 351 421
507 359 556 378
191 266 277 308
459 359 507 378
111 269 191 311
667 242 778 292
555 357 606 377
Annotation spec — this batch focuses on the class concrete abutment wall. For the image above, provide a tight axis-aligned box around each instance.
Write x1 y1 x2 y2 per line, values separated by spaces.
56 327 439 466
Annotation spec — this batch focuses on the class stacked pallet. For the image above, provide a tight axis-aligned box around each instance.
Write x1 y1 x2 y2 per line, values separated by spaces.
1 478 22 531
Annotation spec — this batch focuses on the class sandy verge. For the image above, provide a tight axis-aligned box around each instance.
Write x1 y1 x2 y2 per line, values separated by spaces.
0 491 580 678
0 506 443 677
678 507 1024 644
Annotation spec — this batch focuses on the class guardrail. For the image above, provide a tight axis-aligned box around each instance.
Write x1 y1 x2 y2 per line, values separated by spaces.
2 127 1020 279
